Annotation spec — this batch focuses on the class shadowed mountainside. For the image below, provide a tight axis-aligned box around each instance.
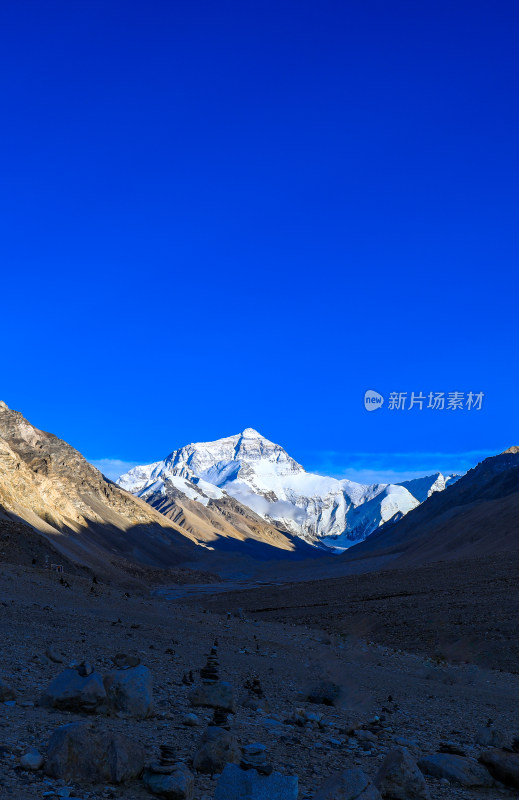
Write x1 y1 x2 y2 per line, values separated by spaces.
145 481 318 559
341 447 519 569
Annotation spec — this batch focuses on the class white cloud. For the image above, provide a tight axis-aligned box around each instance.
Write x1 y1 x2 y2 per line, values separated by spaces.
225 483 306 524
88 458 141 482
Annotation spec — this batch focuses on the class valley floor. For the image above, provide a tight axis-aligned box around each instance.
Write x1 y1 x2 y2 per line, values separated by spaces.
190 551 519 674
0 560 518 799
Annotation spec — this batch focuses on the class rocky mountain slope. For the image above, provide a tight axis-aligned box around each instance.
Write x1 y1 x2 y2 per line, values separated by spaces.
0 401 205 575
342 447 519 568
119 428 457 547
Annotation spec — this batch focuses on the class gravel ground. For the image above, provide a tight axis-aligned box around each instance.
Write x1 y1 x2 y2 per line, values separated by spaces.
0 563 518 799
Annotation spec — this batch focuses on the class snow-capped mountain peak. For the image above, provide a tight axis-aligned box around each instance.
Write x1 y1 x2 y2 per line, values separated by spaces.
240 427 262 438
117 431 453 549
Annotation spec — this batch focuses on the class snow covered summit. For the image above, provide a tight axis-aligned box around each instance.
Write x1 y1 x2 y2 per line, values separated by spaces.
117 429 456 548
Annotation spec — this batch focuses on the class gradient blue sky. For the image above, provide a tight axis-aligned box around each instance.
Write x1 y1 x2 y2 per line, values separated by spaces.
1 1 518 482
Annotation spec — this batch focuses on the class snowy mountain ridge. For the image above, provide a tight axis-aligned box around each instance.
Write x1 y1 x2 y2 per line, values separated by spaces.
117 428 458 548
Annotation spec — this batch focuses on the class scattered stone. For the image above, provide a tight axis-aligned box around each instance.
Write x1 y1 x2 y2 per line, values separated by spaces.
313 767 382 799
143 765 194 799
189 681 235 713
103 663 153 719
20 747 44 771
479 748 519 788
76 660 94 677
45 646 64 664
112 653 141 669
286 707 323 727
356 730 378 743
193 726 241 775
214 762 298 799
437 742 466 756
418 753 494 787
39 667 106 713
45 721 145 783
393 737 420 755
182 713 200 727
262 717 283 729
374 747 430 799
0 678 16 702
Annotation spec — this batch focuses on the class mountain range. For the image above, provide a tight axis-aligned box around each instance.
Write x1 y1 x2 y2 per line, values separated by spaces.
1 402 517 584
118 427 459 548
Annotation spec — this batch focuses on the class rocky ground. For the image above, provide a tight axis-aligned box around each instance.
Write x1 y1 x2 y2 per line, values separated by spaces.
1 562 519 799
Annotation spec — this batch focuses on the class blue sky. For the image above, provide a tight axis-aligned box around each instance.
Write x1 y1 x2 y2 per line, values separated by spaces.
1 1 518 483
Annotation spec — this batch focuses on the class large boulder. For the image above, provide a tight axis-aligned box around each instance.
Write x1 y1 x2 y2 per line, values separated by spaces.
479 748 519 788
142 765 194 798
313 768 382 799
193 726 241 775
374 748 430 799
214 763 298 799
188 681 235 713
418 754 494 787
45 721 145 784
39 668 106 713
103 664 153 719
